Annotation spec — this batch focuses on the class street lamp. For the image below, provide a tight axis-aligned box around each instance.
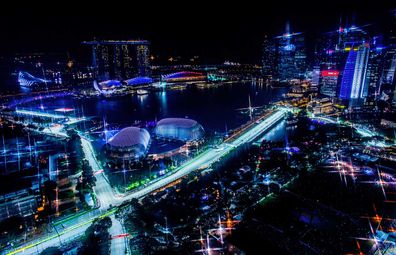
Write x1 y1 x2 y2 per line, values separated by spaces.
164 216 168 245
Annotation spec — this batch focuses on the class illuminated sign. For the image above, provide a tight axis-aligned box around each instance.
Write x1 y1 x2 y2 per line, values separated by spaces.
321 70 339 77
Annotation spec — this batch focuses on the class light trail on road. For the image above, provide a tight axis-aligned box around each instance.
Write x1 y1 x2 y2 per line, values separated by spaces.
4 109 285 255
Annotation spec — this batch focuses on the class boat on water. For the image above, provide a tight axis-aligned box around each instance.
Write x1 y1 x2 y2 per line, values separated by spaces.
136 89 149 95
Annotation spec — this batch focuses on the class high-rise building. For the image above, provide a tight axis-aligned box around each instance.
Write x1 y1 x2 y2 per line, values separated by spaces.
262 35 277 76
82 40 151 81
277 34 296 81
351 44 370 99
136 44 151 77
365 47 384 98
339 44 370 99
387 10 396 103
294 35 307 78
261 23 306 81
314 22 372 100
311 65 320 91
276 27 306 80
320 70 340 97
381 47 396 85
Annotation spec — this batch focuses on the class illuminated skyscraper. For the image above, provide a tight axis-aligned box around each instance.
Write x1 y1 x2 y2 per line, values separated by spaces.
365 46 384 98
320 70 340 97
381 47 396 85
276 24 306 80
311 65 320 91
315 22 371 99
136 44 151 77
82 40 151 81
262 23 306 81
339 44 370 99
262 35 277 77
387 10 396 103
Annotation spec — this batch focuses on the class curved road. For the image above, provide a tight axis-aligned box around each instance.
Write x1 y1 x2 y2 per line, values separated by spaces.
4 110 285 255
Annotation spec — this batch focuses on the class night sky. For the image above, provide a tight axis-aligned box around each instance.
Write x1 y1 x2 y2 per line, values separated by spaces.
0 1 395 64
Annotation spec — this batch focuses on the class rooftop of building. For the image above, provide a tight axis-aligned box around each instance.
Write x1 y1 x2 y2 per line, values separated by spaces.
107 126 150 148
82 40 150 45
156 118 200 129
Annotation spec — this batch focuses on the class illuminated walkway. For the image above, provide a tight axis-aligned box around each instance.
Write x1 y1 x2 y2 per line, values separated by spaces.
15 109 86 125
16 109 71 120
5 109 285 255
310 115 379 138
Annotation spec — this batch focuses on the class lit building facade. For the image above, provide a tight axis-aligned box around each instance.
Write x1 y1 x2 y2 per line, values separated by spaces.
155 118 205 142
261 23 307 81
365 47 384 98
82 40 151 81
350 44 370 99
381 46 396 86
315 24 371 99
339 44 370 99
311 65 320 89
262 35 277 76
277 31 306 80
106 127 151 160
162 71 206 83
320 70 340 97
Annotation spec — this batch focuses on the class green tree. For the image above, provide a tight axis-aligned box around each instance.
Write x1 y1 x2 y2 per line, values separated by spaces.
76 159 96 204
78 217 112 255
40 247 62 255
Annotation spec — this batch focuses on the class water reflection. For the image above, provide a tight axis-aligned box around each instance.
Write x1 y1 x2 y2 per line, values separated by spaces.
158 91 168 116
21 82 287 132
260 120 286 142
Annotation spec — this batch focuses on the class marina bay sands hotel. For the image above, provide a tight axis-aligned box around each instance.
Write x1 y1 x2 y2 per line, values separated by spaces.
82 40 151 81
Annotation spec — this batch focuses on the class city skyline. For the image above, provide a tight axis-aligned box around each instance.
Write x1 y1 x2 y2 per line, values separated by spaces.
0 1 395 64
1 2 396 255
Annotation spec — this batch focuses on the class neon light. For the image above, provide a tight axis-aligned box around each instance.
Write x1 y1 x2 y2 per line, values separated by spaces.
321 70 339 77
339 49 358 99
18 71 51 87
99 80 122 87
125 76 153 86
162 71 205 80
54 108 75 112
350 46 369 99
